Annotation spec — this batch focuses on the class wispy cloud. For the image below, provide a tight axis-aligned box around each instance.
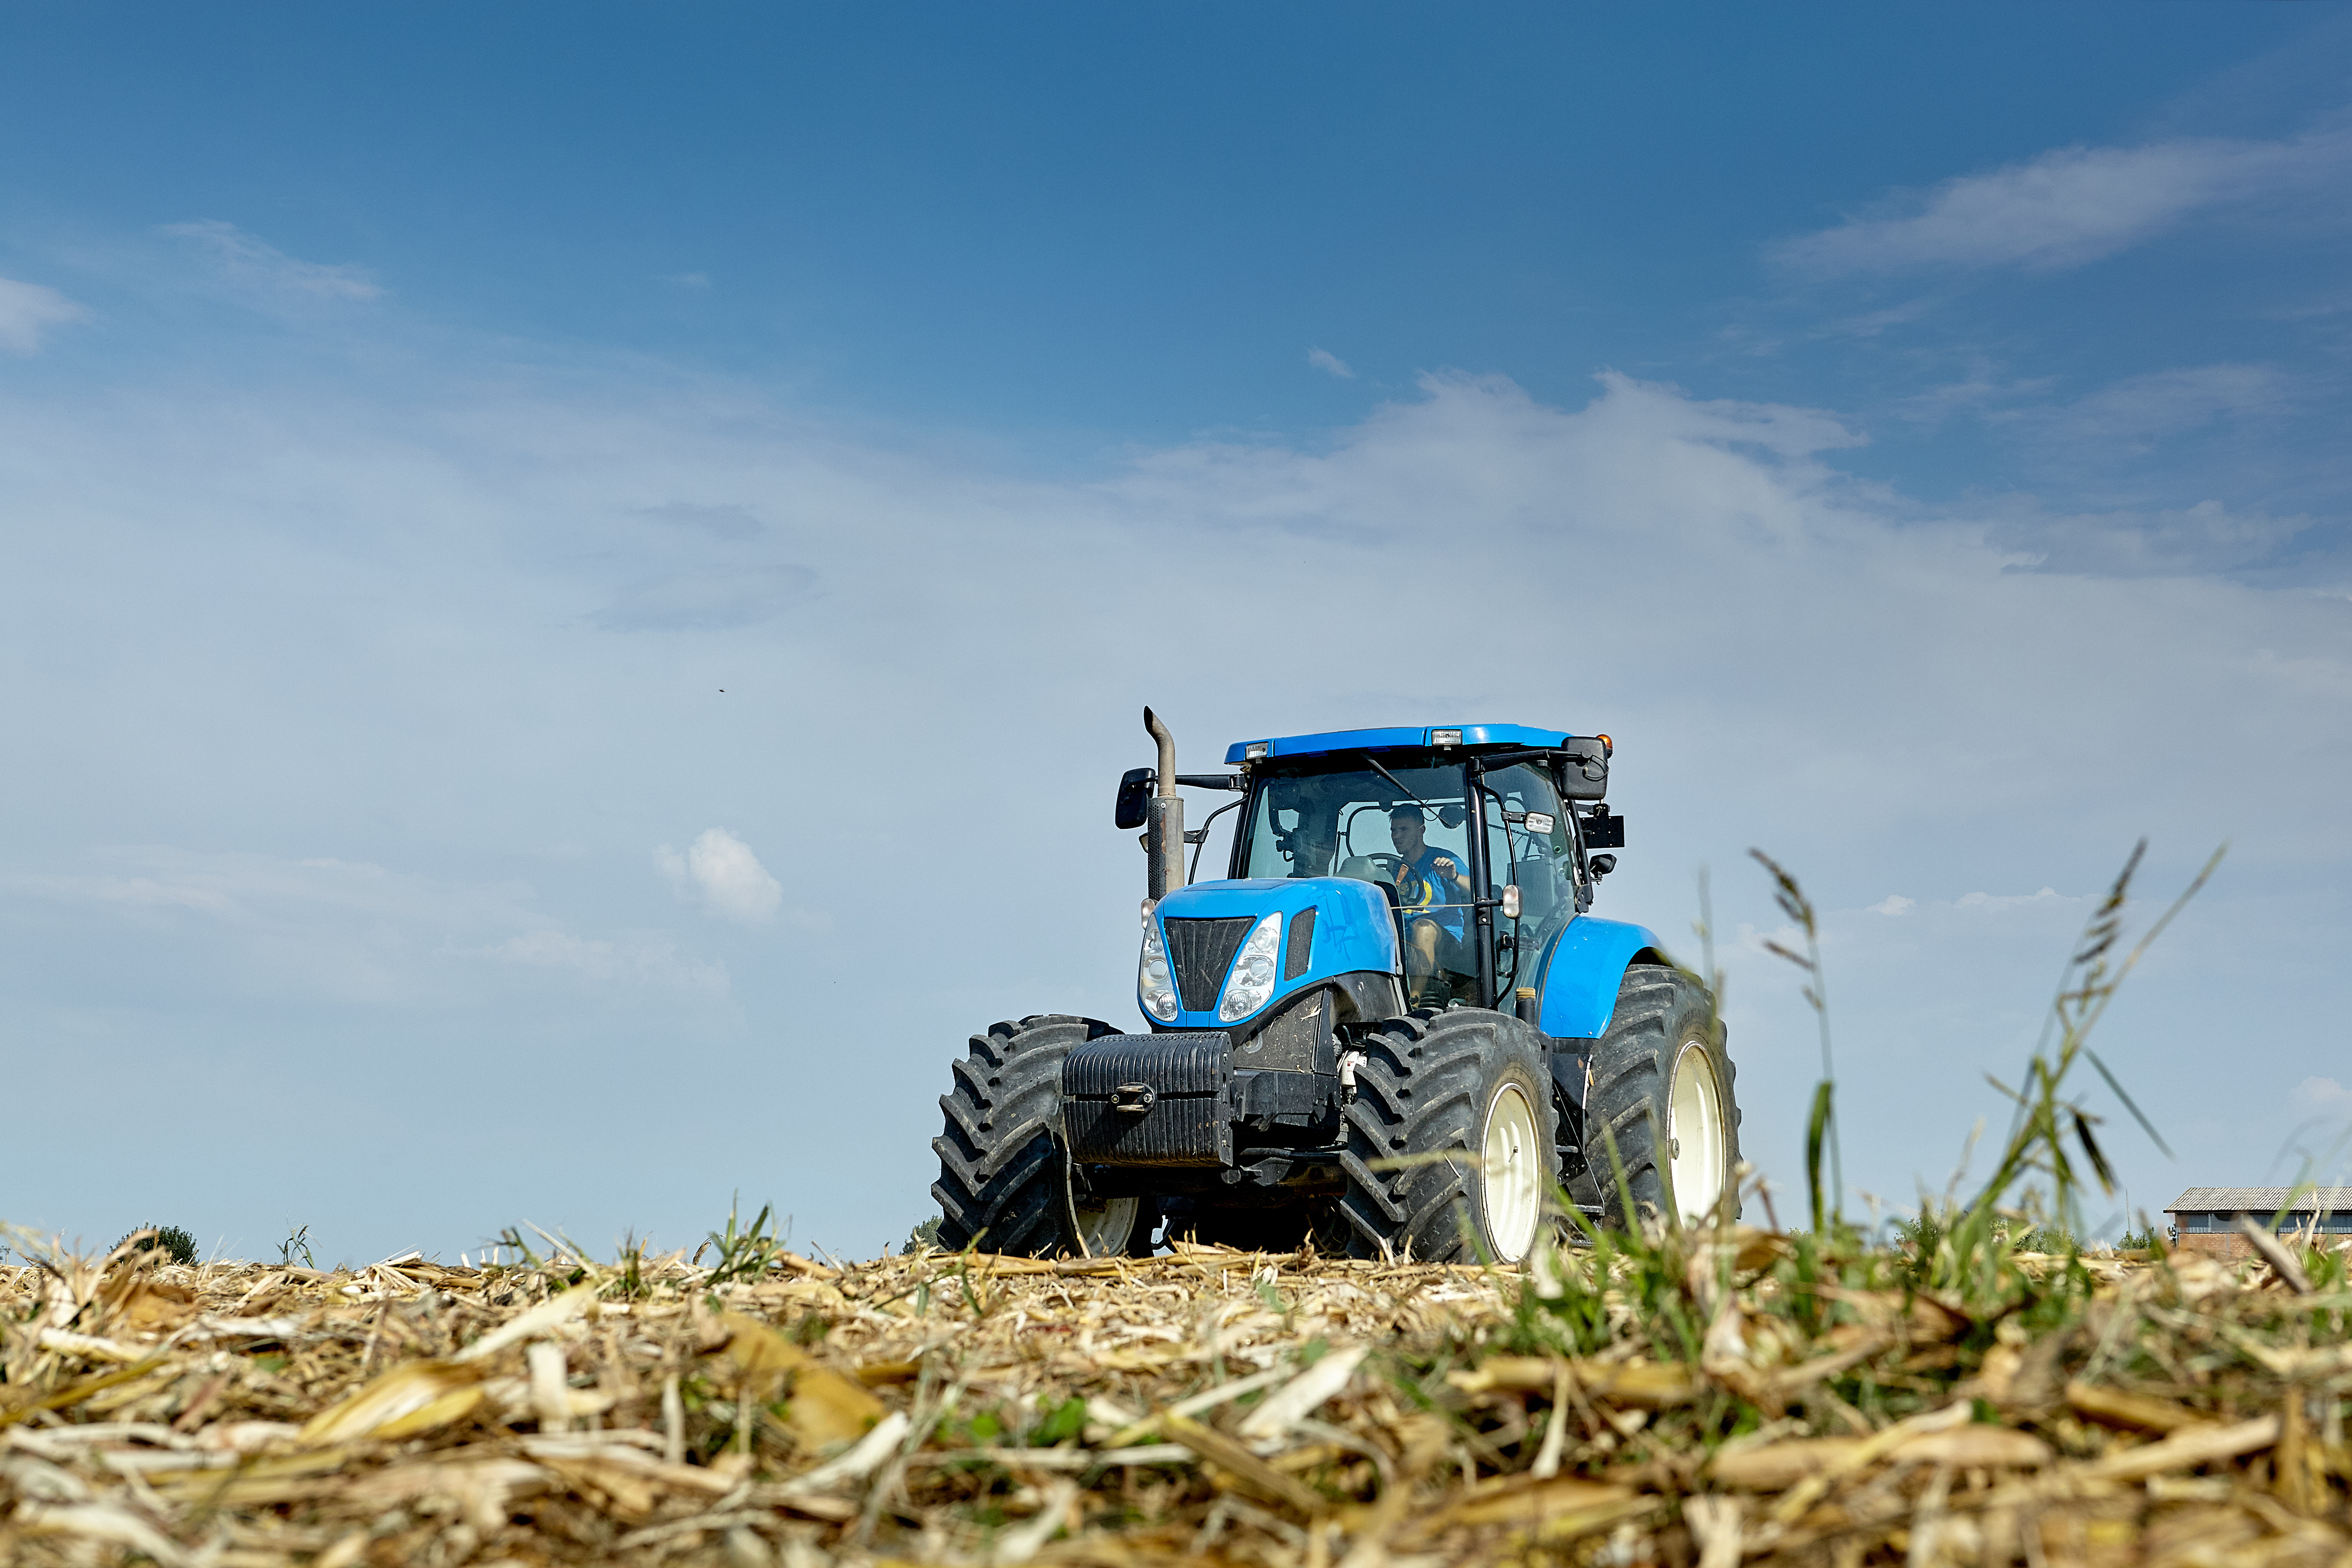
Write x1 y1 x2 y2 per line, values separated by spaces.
1994 498 2310 578
481 929 724 990
5 847 718 1002
1895 368 2058 426
2006 363 2289 446
1307 346 1354 379
592 564 815 630
633 502 766 541
161 219 382 304
1776 124 2352 275
0 275 86 354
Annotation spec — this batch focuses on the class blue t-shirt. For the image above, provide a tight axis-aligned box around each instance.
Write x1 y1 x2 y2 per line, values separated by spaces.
1396 845 1467 940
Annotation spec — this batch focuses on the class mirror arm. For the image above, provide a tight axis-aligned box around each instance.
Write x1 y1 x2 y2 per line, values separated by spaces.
1468 749 1555 773
1186 797 1246 882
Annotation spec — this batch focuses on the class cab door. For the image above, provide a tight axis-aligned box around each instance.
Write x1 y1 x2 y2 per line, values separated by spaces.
1480 762 1579 1010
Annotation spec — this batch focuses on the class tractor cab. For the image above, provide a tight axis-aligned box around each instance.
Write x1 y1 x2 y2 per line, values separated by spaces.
1129 724 1624 1041
1230 742 1596 1012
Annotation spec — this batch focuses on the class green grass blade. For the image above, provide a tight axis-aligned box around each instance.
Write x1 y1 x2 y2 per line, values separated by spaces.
2084 1047 2174 1159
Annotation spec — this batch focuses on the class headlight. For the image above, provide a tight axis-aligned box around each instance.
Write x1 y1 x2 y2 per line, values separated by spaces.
1138 917 1179 1022
1216 912 1283 1023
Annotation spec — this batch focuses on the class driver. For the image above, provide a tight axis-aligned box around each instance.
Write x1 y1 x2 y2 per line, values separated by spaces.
1390 805 1472 1005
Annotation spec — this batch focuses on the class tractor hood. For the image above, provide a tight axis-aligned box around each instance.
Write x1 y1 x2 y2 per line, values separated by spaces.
1142 876 1399 1031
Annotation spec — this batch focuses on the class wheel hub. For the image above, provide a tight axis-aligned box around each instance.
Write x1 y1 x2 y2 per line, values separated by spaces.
1073 1195 1139 1257
1480 1082 1543 1263
1667 1041 1728 1226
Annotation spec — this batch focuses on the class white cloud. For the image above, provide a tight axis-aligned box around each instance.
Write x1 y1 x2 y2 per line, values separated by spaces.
0 276 86 355
657 829 783 923
161 220 382 303
1776 126 2352 275
1868 895 1914 916
1307 346 1354 379
2295 1076 2352 1115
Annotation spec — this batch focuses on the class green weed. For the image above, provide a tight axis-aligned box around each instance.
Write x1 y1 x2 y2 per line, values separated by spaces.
115 1225 199 1267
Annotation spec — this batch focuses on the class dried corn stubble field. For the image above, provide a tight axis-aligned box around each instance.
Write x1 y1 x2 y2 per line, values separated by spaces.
5 1225 2352 1568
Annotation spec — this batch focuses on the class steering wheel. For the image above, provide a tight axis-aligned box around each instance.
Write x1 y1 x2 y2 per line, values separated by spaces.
1361 852 1402 883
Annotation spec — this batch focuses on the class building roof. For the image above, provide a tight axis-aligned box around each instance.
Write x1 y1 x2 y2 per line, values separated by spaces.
2165 1187 2352 1213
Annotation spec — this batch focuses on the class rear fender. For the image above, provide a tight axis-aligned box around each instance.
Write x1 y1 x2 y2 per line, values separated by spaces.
1535 917 1668 1040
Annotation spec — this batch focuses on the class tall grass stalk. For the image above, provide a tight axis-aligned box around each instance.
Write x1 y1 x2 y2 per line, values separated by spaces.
1750 849 1840 1232
1951 841 2222 1251
1510 838 2234 1423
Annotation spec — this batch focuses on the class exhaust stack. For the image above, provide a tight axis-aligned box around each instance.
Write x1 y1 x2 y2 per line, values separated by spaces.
1142 706 1185 900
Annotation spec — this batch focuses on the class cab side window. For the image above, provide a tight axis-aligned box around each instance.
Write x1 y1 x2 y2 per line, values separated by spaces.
1483 764 1578 996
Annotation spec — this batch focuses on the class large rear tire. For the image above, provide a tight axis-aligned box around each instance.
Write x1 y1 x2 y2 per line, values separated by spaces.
1572 967 1740 1231
1337 1009 1556 1263
931 1015 1158 1257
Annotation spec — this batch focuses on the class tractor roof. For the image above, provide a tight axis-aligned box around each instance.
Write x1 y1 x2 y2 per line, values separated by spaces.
1223 724 1575 765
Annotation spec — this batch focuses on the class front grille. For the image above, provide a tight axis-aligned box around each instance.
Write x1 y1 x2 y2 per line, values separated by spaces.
1164 916 1252 1012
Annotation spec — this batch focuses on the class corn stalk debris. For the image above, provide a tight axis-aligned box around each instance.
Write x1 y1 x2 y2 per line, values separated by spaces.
4 1219 2351 1566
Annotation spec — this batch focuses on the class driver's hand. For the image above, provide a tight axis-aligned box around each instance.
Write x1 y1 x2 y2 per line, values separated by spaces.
1433 856 1456 878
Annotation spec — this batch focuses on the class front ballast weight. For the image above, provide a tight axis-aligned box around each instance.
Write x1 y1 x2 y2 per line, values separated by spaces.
928 708 1742 1263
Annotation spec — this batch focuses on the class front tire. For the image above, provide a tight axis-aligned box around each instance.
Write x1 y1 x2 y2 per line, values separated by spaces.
1337 1009 1556 1263
931 1015 1157 1257
1572 967 1740 1231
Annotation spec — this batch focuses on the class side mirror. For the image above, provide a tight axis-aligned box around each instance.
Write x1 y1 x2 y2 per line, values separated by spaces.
1556 738 1610 801
1500 884 1522 919
1114 767 1154 830
1589 854 1617 879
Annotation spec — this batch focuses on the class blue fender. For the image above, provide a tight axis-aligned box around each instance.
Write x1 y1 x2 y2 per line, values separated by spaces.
1147 877 1399 1031
1535 917 1668 1040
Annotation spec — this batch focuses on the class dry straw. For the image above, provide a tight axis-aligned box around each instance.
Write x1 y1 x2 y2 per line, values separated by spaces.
5 1227 2351 1566
9 843 2348 1565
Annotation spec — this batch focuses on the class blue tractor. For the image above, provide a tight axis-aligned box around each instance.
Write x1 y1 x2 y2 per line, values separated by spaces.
931 712 1740 1262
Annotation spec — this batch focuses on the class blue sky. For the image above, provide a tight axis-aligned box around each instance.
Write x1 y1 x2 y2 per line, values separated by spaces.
3 5 2349 1262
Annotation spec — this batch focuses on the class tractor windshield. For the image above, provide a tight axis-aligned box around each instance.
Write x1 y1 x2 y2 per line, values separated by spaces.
1239 761 1480 1007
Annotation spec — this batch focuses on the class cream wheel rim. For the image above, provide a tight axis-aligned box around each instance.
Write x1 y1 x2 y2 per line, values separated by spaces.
1480 1081 1543 1263
1074 1195 1139 1258
1667 1040 1728 1226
